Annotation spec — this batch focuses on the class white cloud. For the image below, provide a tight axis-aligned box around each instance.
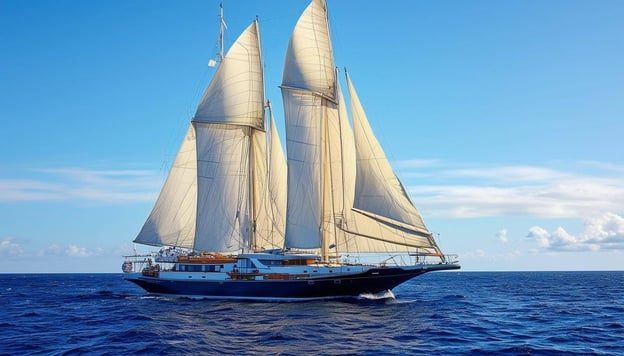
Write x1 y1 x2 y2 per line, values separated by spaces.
446 165 567 183
496 229 508 243
0 238 24 257
37 244 64 257
403 162 624 219
527 226 551 248
0 167 162 203
66 244 90 257
527 212 624 252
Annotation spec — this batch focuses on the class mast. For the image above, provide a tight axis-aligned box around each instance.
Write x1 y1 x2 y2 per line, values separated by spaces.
249 16 262 253
218 2 226 62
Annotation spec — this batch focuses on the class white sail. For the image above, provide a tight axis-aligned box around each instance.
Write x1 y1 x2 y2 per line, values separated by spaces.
194 21 264 130
135 20 266 253
346 72 429 234
281 91 324 248
252 107 287 250
322 82 356 254
134 125 198 248
194 124 252 252
267 109 288 244
281 0 336 249
340 209 438 253
282 0 335 97
342 72 439 253
336 83 356 217
192 21 265 252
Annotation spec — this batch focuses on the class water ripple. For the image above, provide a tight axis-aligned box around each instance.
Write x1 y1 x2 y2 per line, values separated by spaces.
1 272 623 355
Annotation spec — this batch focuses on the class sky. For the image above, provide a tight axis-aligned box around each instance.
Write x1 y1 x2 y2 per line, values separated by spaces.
1 0 623 273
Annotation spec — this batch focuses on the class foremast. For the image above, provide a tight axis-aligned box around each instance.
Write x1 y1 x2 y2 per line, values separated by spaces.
134 18 286 254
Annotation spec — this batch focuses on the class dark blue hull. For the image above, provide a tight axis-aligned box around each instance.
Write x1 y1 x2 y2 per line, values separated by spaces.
125 264 459 301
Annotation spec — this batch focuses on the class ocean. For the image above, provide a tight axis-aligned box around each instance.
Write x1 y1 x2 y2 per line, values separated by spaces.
1 271 622 355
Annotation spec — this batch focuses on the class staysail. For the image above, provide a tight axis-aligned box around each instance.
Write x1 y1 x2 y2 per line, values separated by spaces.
252 104 287 251
341 72 441 254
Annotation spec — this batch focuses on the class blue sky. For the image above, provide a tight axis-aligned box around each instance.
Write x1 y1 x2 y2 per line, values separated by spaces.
1 0 623 272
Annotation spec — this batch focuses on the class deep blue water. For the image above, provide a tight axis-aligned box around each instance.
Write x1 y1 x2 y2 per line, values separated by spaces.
1 271 623 355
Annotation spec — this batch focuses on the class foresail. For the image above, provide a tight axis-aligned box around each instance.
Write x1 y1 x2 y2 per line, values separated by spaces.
194 21 264 130
346 72 430 235
134 125 197 248
281 0 336 249
337 209 440 254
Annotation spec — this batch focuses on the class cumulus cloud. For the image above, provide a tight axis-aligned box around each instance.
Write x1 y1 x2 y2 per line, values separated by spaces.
527 212 624 251
66 244 91 257
37 244 64 257
0 167 162 203
496 229 508 243
0 238 24 257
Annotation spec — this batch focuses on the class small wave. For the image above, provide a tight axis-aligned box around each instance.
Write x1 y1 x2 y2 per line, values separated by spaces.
129 315 154 322
359 290 396 300
387 298 417 304
484 345 578 355
19 311 40 317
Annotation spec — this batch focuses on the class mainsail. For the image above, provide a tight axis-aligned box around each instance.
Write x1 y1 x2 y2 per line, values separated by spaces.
134 20 286 253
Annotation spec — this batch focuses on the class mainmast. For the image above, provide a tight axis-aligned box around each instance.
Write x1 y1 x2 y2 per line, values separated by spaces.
218 2 226 62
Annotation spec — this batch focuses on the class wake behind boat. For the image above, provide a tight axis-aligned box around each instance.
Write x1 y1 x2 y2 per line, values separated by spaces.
123 0 459 301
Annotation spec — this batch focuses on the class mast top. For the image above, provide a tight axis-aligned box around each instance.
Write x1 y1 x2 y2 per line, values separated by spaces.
218 2 227 63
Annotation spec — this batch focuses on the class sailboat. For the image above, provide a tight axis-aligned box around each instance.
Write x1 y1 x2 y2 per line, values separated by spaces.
122 0 459 301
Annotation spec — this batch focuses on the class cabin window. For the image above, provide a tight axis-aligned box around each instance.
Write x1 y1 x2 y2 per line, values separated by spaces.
259 260 281 266
181 264 202 272
238 259 256 268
